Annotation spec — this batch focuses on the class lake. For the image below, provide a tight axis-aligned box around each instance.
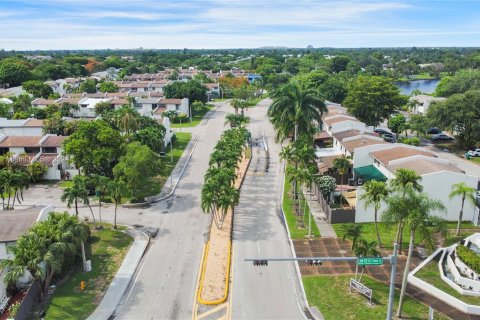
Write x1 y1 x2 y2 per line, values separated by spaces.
394 79 441 96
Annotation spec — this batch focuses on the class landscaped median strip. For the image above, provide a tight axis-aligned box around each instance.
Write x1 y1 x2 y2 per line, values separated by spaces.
196 153 251 305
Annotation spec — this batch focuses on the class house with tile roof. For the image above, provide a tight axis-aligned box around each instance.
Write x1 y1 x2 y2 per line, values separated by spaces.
0 118 44 136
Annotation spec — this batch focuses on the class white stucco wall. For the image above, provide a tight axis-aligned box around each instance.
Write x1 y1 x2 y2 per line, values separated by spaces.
331 121 366 135
0 127 44 136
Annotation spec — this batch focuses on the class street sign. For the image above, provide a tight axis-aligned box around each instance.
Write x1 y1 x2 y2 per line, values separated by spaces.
350 278 373 304
358 257 383 266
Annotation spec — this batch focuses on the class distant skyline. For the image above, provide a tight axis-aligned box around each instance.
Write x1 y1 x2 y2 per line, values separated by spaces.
1 0 480 50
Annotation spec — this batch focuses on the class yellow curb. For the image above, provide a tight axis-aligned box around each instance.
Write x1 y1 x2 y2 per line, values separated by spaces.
197 241 232 305
192 243 207 320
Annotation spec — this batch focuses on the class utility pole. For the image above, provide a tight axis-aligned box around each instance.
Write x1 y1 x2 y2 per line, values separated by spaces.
386 242 399 320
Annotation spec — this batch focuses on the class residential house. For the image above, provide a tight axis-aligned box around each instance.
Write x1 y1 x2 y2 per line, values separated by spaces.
0 118 44 136
353 144 478 223
158 98 190 116
31 98 56 109
410 95 446 114
134 97 162 116
205 83 222 100
75 98 111 118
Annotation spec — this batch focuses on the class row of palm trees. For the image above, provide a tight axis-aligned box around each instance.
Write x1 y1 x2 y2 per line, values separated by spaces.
61 175 125 229
0 169 30 210
1 212 90 301
201 128 248 229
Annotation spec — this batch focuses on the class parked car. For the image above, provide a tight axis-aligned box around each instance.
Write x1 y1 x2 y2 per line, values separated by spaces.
431 133 454 141
467 149 480 157
383 133 396 143
427 127 442 134
374 128 391 135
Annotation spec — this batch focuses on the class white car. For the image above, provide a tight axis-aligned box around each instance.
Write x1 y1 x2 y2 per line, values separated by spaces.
467 149 480 157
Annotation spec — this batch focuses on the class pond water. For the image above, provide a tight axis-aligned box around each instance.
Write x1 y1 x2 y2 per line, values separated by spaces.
394 79 441 96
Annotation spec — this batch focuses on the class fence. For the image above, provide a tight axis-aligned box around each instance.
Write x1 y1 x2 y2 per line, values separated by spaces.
314 185 356 224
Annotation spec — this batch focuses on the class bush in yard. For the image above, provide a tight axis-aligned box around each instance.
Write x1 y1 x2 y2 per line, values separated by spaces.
315 175 336 199
456 245 480 274
26 162 48 182
399 137 420 146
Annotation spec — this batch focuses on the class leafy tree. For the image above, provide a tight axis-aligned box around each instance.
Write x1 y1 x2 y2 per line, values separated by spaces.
164 80 208 104
98 81 119 93
63 120 123 176
26 162 48 182
408 114 429 137
320 76 348 104
435 69 480 97
113 142 163 202
449 182 476 236
269 81 326 142
359 180 389 247
191 101 208 116
134 126 166 153
22 80 53 98
43 112 66 135
427 89 480 148
387 114 407 138
11 93 32 113
315 175 336 199
61 183 87 216
12 111 29 119
78 78 97 93
0 62 32 87
225 113 249 128
95 101 113 116
115 105 140 138
383 186 445 318
344 76 406 127
329 56 350 73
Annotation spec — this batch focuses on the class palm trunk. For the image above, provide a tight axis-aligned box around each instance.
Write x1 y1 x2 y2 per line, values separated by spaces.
456 197 465 236
294 123 298 142
88 204 97 228
340 174 344 207
98 197 102 224
43 269 55 299
114 203 118 229
12 190 16 209
374 208 382 248
397 228 415 318
74 198 78 215
7 191 11 210
398 221 405 253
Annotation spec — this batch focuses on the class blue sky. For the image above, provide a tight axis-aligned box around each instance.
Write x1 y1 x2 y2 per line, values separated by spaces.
1 0 480 50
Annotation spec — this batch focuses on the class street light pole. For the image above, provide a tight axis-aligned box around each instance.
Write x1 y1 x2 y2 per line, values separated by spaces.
386 242 399 320
189 104 192 125
170 139 173 163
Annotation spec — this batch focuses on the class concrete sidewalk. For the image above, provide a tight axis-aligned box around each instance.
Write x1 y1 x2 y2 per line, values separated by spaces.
87 229 149 320
303 189 337 238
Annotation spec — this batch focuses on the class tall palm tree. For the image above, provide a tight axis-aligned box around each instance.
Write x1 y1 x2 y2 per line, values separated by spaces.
268 81 326 142
286 166 310 217
231 99 242 115
390 168 423 253
107 180 126 229
115 105 140 138
354 238 379 281
383 186 445 318
342 224 363 251
11 170 29 209
449 182 477 236
359 180 389 248
333 155 351 207
61 184 86 216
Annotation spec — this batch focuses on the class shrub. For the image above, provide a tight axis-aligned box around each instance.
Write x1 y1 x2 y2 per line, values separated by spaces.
457 245 480 274
399 137 420 146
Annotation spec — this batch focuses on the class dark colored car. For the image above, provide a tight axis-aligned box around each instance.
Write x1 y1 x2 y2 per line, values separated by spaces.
383 134 396 143
427 127 442 134
431 133 454 141
374 128 391 135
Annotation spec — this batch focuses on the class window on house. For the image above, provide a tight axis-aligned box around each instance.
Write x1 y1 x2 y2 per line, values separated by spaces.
24 147 40 154
42 147 57 153
175 105 180 111
0 148 8 155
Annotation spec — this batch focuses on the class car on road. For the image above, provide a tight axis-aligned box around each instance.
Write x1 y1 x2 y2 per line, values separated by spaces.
374 128 391 135
427 127 442 134
467 149 480 157
431 133 454 141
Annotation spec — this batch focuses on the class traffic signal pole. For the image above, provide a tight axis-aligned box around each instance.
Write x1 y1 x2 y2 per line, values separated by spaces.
386 242 399 320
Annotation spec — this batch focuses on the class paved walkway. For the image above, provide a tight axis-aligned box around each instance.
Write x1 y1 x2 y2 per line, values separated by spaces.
293 237 480 320
87 229 149 320
302 189 337 238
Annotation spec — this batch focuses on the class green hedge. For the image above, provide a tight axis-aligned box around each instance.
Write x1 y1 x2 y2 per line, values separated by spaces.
457 245 480 274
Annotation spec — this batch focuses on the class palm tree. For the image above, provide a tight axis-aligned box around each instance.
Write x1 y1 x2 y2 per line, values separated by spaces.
333 155 351 207
390 168 423 253
286 166 310 217
94 175 111 225
354 238 379 281
383 186 445 318
231 99 242 115
342 224 363 251
11 171 29 209
449 182 477 236
61 184 86 215
359 180 389 247
107 180 126 229
268 81 326 142
115 105 140 138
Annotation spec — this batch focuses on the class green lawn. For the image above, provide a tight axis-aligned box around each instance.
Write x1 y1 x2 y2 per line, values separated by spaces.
333 222 478 250
170 106 213 128
468 157 480 165
44 225 133 320
157 132 192 188
58 180 74 189
415 260 480 306
303 275 450 320
283 174 320 239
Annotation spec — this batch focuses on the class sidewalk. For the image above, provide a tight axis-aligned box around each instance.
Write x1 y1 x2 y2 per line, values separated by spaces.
87 229 149 320
303 189 337 238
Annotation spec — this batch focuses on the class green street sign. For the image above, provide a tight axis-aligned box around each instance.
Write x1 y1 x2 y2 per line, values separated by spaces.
358 257 383 266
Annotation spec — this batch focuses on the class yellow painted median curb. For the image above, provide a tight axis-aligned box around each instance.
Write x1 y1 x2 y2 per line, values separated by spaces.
197 241 232 305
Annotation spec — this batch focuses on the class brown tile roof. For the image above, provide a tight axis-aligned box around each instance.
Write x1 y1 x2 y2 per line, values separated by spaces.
332 130 361 142
106 92 128 98
370 146 435 166
153 106 167 115
0 136 42 147
23 119 44 127
342 136 387 153
32 98 56 106
313 131 331 140
111 99 129 105
388 158 463 175
131 83 149 88
84 93 107 98
324 116 358 127
160 98 183 105
0 207 43 242
61 93 84 98
149 92 164 97
41 136 66 147
57 98 81 105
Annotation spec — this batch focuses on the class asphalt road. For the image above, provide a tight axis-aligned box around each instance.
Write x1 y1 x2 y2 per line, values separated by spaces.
114 101 231 320
231 100 306 320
